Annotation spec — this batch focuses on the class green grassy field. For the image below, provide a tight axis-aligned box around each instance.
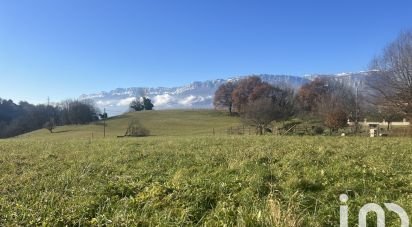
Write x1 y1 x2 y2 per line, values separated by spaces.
1 110 412 226
21 110 241 139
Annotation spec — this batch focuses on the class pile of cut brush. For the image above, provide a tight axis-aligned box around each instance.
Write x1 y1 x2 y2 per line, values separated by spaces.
118 120 150 137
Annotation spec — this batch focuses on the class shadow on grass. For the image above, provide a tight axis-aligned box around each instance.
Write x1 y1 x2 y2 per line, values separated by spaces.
117 135 156 138
109 115 129 120
53 130 72 134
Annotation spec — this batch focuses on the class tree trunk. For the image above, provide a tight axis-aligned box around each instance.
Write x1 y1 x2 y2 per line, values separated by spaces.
259 125 263 135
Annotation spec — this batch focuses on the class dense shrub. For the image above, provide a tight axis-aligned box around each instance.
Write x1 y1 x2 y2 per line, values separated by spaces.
312 126 324 135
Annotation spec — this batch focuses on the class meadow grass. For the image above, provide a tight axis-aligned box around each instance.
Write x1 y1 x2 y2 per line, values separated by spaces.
20 110 241 139
2 110 412 226
1 135 412 226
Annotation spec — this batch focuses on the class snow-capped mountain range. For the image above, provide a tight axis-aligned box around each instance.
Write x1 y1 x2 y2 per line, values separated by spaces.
79 72 372 116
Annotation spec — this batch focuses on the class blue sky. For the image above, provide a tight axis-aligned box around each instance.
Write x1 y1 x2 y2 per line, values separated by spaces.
1 0 411 104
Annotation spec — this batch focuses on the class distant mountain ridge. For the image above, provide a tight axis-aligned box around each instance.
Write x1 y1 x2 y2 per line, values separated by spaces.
80 72 372 116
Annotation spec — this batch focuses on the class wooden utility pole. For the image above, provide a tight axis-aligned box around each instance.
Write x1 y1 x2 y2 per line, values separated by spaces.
103 108 106 138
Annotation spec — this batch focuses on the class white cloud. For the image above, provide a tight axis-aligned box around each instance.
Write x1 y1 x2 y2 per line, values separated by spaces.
117 97 136 106
178 95 204 106
153 94 175 107
96 100 117 106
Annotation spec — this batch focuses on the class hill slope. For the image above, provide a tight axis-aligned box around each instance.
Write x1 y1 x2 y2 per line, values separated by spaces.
2 110 412 226
21 110 241 139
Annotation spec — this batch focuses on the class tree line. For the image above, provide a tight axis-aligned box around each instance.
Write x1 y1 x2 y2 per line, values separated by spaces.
214 30 412 134
0 99 102 138
213 76 354 134
214 76 296 134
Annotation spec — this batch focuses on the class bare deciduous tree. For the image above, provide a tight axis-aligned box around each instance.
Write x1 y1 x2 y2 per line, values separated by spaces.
241 98 278 135
241 86 295 135
213 82 236 114
232 76 263 112
296 78 331 113
368 30 412 120
43 118 56 133
314 80 355 133
324 109 348 134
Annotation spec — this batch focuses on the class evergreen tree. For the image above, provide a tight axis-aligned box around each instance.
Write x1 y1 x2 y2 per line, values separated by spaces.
143 97 154 110
130 99 145 111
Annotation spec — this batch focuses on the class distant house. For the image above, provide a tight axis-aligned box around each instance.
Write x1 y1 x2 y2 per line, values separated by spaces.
348 118 410 127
